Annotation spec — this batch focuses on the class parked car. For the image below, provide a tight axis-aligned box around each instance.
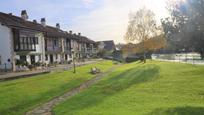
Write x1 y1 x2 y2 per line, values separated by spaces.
125 55 140 63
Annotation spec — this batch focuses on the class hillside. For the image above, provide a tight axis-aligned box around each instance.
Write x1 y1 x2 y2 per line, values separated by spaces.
54 61 204 115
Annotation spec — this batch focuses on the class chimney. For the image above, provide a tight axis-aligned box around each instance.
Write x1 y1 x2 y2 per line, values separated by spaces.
78 33 81 36
33 20 37 23
56 23 60 29
21 10 28 20
41 18 46 27
69 30 73 34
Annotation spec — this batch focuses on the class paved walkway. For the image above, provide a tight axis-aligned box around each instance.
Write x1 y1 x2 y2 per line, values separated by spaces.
49 60 102 72
0 70 50 81
0 59 103 81
26 64 120 115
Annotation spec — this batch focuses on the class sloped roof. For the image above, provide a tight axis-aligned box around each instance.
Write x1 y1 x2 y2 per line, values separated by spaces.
0 12 44 31
79 36 95 43
0 12 95 43
0 12 69 38
43 25 67 38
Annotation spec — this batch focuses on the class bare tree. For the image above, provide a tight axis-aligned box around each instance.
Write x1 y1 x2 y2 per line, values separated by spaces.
125 8 159 63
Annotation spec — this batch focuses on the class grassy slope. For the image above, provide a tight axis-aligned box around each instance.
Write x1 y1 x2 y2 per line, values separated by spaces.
0 61 114 115
54 61 204 115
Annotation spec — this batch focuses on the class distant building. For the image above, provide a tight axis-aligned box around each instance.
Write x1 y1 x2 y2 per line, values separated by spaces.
99 40 116 51
97 40 116 58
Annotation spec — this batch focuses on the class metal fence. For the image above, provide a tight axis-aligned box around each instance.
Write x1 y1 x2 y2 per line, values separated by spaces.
152 53 204 65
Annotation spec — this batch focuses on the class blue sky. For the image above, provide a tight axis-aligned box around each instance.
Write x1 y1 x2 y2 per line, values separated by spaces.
0 0 103 27
0 0 168 43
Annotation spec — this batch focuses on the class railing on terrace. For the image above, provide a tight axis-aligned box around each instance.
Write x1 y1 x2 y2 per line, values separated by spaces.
152 53 204 65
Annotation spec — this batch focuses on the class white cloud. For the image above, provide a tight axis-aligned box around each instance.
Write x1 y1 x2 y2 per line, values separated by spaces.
71 0 169 43
82 0 94 6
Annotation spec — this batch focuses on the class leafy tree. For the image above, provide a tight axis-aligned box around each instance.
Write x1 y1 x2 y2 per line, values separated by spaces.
125 8 162 62
162 0 204 59
122 34 166 56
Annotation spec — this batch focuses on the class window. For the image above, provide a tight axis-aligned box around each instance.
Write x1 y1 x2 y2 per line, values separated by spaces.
31 37 34 50
39 55 41 61
65 54 68 60
20 37 24 50
25 37 28 50
65 39 71 50
35 37 39 44
13 29 20 51
20 55 27 62
45 54 48 61
28 37 32 50
19 37 36 51
54 39 57 47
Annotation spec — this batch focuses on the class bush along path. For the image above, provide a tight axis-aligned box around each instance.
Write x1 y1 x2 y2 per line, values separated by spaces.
25 64 121 115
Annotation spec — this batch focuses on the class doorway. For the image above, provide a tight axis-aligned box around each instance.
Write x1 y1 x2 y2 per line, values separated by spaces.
50 54 54 63
30 55 35 64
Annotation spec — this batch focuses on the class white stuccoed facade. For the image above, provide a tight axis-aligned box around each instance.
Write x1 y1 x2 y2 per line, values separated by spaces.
0 23 13 70
0 23 47 70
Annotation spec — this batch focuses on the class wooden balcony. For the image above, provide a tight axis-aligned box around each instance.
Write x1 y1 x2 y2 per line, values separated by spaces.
45 46 62 53
14 37 37 52
64 47 72 54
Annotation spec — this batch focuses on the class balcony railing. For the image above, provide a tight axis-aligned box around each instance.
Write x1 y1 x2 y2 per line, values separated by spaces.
86 48 98 54
64 47 72 53
46 46 62 52
72 47 98 54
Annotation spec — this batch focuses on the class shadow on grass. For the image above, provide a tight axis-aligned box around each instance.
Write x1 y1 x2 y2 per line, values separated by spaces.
99 64 159 95
149 106 204 115
55 64 160 114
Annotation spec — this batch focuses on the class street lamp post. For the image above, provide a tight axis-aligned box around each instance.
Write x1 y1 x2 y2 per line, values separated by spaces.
4 63 7 72
73 58 76 73
71 49 76 73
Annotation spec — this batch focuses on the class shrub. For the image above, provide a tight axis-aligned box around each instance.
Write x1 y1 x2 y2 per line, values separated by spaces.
16 59 29 66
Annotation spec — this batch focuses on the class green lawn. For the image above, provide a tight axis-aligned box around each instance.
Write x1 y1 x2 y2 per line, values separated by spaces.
0 60 114 115
54 61 204 115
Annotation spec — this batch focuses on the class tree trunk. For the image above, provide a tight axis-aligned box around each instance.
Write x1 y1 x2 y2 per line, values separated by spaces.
73 56 76 73
142 40 146 63
143 53 146 63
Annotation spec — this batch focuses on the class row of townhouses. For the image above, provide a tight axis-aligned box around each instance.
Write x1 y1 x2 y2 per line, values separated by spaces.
0 10 98 71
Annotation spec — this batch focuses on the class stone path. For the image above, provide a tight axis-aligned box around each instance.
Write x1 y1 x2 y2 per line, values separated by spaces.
26 64 121 115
